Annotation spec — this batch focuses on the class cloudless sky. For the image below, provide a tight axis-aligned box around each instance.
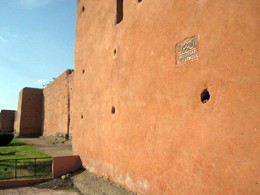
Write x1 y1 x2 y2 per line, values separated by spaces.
0 0 77 111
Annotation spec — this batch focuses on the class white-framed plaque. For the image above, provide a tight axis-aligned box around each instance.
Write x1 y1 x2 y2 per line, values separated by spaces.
175 34 199 66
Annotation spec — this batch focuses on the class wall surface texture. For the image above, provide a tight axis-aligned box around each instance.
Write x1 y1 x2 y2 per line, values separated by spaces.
71 0 260 194
0 110 15 132
0 113 2 130
15 88 43 136
13 111 17 133
42 70 74 137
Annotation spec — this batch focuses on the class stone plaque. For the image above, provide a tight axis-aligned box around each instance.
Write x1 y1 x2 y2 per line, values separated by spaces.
175 35 199 66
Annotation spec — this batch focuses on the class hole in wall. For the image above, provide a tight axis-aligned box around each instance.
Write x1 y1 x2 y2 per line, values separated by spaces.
138 0 142 3
82 69 85 74
114 49 117 56
201 89 210 104
111 106 115 114
82 6 85 13
116 0 123 24
81 114 83 119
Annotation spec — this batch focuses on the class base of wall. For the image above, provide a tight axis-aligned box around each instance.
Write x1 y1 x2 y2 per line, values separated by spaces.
73 170 136 195
1 129 14 132
18 134 41 138
42 133 72 140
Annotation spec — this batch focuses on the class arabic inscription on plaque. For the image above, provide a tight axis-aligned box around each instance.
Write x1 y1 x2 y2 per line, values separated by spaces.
175 35 199 66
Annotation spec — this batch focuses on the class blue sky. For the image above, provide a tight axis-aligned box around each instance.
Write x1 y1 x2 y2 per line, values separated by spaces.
0 0 77 111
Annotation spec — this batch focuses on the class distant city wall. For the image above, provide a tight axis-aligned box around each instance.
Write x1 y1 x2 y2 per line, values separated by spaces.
71 0 260 194
42 69 74 137
13 70 74 137
0 110 15 132
15 88 43 136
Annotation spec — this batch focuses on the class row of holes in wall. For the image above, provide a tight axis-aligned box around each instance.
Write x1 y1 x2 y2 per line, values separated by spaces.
22 93 211 128
81 106 116 119
109 91 209 116
82 49 117 74
81 0 142 24
81 90 209 119
80 2 209 106
31 93 40 96
81 1 127 74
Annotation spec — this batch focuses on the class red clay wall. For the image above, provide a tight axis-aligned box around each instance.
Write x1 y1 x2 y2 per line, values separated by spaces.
0 110 15 132
71 0 260 194
15 88 43 136
0 113 1 130
13 111 17 133
42 70 74 137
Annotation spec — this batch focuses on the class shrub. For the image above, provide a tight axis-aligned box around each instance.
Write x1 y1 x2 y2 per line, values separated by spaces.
0 133 14 146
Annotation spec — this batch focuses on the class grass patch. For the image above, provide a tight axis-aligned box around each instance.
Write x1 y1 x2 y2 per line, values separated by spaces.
0 138 52 180
0 138 50 159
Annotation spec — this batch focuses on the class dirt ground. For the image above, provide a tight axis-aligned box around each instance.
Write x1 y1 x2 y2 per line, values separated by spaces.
72 170 137 195
33 169 84 194
33 168 136 195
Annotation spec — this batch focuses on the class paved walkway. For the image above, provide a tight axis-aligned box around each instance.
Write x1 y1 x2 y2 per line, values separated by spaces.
0 187 80 195
18 136 73 157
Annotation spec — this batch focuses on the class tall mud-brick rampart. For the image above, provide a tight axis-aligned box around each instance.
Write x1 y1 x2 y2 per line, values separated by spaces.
15 70 74 138
42 69 74 137
71 0 260 194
